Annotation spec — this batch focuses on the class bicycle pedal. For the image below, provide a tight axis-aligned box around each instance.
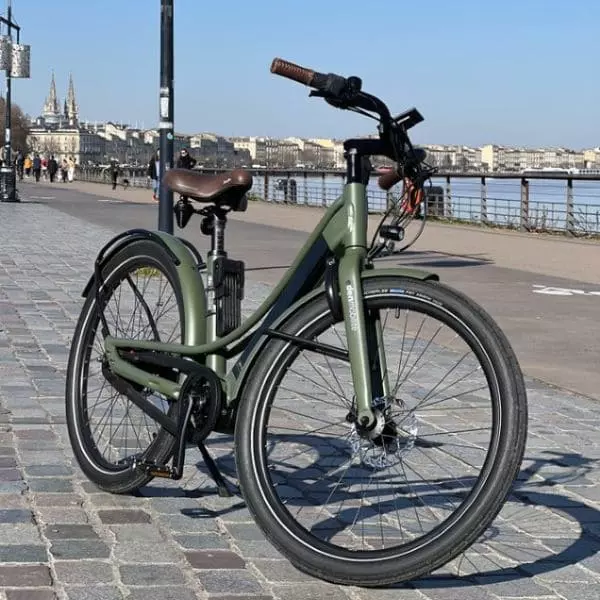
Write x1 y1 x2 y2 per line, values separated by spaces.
135 460 178 479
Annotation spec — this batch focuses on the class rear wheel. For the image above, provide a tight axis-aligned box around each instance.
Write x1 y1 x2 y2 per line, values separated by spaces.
66 240 186 494
235 276 527 586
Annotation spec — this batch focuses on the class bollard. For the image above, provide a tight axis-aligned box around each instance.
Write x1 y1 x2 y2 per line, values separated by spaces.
566 178 575 236
520 178 530 231
480 176 488 224
445 175 452 217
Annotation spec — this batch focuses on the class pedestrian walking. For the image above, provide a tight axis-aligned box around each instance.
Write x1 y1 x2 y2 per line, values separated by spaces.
109 159 120 190
47 155 58 183
147 149 160 202
67 156 76 182
32 154 42 182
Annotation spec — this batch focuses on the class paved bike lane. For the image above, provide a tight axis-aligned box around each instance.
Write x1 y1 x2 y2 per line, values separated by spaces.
0 200 598 598
20 179 600 400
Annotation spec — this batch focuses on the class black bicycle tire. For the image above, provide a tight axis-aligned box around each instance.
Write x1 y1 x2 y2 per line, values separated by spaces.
65 240 186 494
235 276 527 586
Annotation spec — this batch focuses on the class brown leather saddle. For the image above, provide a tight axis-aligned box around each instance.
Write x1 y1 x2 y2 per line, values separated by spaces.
164 168 252 212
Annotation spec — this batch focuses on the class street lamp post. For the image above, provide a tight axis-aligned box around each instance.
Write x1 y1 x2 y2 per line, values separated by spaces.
158 0 174 233
0 0 30 203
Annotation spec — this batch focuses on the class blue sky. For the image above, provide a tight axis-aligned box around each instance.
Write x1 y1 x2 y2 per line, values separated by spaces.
9 0 600 148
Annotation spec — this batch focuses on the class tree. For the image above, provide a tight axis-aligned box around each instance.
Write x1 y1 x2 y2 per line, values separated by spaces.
0 97 30 155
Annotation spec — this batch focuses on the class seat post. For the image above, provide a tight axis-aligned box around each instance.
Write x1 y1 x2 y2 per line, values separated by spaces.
210 209 227 257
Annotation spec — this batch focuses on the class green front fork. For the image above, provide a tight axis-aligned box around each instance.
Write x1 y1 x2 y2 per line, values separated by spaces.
338 248 389 428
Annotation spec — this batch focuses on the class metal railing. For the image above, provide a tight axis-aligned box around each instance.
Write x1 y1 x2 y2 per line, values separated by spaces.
75 166 600 237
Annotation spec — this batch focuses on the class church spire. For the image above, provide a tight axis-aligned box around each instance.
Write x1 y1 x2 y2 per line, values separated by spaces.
42 70 60 124
65 72 78 126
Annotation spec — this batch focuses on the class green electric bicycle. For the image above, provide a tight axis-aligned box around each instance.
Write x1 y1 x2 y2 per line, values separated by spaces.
66 58 528 587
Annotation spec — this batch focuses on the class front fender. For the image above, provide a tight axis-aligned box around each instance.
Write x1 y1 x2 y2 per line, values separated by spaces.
225 266 438 418
82 228 207 348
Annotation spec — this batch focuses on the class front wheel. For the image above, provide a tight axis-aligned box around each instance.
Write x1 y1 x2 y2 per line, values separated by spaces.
235 276 527 586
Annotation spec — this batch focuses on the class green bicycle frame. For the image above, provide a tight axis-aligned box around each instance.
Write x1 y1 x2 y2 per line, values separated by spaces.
103 179 435 427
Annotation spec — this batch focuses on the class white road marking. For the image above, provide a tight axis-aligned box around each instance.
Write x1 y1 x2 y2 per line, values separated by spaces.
533 284 600 296
27 195 55 200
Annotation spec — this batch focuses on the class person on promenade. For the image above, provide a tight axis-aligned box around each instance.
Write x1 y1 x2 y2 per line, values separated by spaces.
41 156 48 181
67 156 76 183
176 147 197 170
147 149 160 201
61 159 68 183
32 153 42 182
108 159 121 190
47 156 58 183
15 150 24 181
24 154 32 177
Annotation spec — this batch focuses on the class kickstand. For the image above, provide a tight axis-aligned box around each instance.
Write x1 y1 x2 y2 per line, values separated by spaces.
197 442 237 498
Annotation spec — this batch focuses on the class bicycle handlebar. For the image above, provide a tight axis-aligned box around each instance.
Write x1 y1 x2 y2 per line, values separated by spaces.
270 58 317 87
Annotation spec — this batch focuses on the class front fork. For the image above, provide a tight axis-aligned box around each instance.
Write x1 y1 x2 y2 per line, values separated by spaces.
338 248 390 428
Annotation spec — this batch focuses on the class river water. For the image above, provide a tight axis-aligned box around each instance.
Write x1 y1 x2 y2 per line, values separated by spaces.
250 173 600 234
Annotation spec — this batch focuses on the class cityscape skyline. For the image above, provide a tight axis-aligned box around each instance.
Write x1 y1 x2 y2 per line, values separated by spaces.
27 72 600 158
12 1 600 149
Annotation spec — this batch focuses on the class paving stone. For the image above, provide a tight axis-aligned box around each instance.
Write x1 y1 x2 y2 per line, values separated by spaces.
25 465 73 477
124 588 198 600
157 513 218 532
0 456 17 467
5 591 57 600
472 574 558 597
0 564 52 586
44 524 99 539
32 493 84 507
0 509 34 523
53 561 114 585
119 563 186 585
233 539 284 559
195 569 265 595
63 587 122 600
412 579 497 600
185 549 245 569
27 478 73 493
0 524 42 544
109 524 165 543
173 533 229 550
0 495 28 508
549 583 600 600
49 539 111 559
0 544 47 562
113 541 181 563
352 586 437 600
252 559 316 582
0 469 21 481
223 522 267 540
212 597 273 600
97 509 151 524
271 583 349 600
36 507 90 524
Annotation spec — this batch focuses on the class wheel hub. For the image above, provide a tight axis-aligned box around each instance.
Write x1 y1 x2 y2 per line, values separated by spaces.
348 396 418 470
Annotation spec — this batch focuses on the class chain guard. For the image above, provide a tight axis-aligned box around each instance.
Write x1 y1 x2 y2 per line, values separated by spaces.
182 370 222 444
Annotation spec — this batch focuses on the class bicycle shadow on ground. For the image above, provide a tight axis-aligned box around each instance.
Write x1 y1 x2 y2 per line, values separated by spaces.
378 249 494 269
137 432 599 588
182 439 600 589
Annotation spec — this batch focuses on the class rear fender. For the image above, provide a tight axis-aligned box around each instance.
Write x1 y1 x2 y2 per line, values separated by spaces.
82 228 207 348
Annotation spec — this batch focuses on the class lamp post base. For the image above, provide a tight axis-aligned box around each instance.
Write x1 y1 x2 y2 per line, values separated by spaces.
0 167 19 202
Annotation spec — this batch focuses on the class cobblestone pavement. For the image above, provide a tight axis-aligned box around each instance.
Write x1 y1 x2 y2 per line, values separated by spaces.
0 202 599 600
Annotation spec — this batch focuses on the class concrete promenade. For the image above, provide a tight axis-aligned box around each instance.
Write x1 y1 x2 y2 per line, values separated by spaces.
0 185 598 598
